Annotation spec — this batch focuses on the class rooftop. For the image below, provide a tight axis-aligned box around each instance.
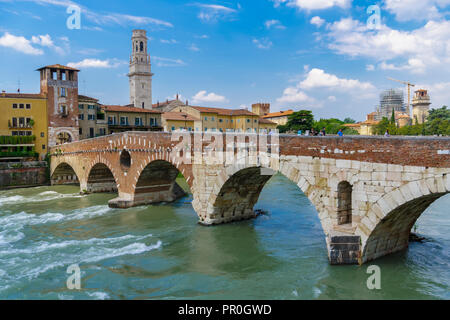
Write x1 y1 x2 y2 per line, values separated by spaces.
36 64 80 72
262 110 294 118
78 95 99 102
191 106 257 116
162 112 200 121
0 92 46 99
102 105 162 114
259 117 276 124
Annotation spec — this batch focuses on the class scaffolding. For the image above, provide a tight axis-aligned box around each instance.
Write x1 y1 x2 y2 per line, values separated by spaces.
377 89 405 120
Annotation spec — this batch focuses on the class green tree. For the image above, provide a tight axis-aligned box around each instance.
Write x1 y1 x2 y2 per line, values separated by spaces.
278 110 314 133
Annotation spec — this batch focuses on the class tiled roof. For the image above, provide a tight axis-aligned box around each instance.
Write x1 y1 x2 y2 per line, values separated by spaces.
102 105 162 114
152 100 177 108
36 64 80 72
343 123 361 127
191 106 257 116
0 93 46 99
259 117 276 124
262 110 294 118
163 112 200 121
78 95 99 102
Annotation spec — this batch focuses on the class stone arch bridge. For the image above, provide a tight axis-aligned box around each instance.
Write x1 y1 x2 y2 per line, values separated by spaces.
49 132 450 265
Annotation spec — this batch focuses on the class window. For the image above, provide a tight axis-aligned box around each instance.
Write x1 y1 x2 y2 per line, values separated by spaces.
135 117 142 126
108 117 116 125
12 104 17 109
62 73 66 81
26 131 32 136
254 119 257 123
61 88 66 97
171 126 175 131
78 114 84 120
12 131 18 136
19 117 25 127
88 105 95 110
99 128 106 136
78 104 84 109
120 117 128 126
19 104 24 109
231 119 233 123
142 102 145 108
41 132 45 138
205 127 208 131
88 114 95 121
247 119 250 123
219 119 223 123
89 128 94 138
337 181 353 225
79 128 83 135
150 118 155 126
26 104 31 109
237 119 240 123
42 145 46 150
26 118 31 126
211 117 215 121
140 41 144 52
12 118 17 127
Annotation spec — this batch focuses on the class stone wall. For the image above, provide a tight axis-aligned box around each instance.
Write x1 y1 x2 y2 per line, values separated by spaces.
0 161 48 189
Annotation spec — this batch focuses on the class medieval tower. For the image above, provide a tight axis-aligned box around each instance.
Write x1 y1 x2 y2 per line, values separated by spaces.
128 29 153 109
37 64 80 147
412 89 431 125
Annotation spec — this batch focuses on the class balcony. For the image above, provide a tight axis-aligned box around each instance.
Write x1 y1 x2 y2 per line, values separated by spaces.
8 120 34 129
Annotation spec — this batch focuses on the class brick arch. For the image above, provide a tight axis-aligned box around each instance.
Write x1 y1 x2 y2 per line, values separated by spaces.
51 160 81 186
85 156 120 187
359 175 450 263
203 161 335 236
85 158 120 194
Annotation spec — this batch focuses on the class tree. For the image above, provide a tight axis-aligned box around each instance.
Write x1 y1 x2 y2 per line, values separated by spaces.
428 106 450 122
343 118 356 124
278 110 314 133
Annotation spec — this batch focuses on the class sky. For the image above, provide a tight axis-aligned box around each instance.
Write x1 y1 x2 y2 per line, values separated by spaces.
1 0 450 121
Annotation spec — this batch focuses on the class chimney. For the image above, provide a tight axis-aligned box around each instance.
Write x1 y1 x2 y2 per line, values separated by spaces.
176 93 179 100
186 100 189 105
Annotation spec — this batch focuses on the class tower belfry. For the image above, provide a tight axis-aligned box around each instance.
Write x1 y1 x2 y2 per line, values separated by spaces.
128 29 153 109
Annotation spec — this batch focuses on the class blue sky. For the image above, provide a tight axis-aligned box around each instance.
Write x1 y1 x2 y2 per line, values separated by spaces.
1 0 450 121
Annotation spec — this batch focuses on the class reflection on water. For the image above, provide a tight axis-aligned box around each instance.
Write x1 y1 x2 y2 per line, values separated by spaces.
0 175 448 300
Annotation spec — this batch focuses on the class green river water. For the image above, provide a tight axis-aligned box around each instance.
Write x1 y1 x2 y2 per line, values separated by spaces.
0 174 449 300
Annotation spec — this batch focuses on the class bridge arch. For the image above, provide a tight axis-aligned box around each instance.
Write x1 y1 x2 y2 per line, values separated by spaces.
51 162 80 186
359 175 450 263
202 161 337 236
86 162 118 193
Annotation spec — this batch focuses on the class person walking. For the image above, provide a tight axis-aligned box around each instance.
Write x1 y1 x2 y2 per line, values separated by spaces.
338 129 343 137
384 129 390 137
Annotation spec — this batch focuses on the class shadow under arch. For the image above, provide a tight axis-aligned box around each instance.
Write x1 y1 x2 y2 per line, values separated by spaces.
134 160 190 206
361 177 450 263
86 163 118 193
51 162 80 186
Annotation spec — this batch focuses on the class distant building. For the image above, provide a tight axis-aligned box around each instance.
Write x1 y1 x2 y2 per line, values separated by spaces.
102 105 162 134
162 112 201 132
412 89 431 125
377 89 405 120
78 95 107 139
262 110 294 126
251 103 271 117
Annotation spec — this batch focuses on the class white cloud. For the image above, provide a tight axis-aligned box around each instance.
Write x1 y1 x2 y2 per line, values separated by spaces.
152 56 186 67
67 58 125 69
384 0 450 22
265 19 286 29
328 95 337 102
299 68 375 91
325 17 450 74
5 0 173 28
188 43 200 52
253 38 273 49
366 64 375 71
271 0 351 10
0 32 43 55
31 34 66 54
277 87 313 103
310 16 325 27
192 90 227 103
160 39 178 44
194 4 237 22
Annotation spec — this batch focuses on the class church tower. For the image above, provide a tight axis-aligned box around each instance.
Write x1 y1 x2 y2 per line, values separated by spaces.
128 29 153 109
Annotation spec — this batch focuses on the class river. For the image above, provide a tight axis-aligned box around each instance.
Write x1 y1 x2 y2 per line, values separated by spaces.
0 174 448 300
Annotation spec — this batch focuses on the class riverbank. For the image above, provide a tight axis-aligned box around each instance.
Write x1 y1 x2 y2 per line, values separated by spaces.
0 161 49 190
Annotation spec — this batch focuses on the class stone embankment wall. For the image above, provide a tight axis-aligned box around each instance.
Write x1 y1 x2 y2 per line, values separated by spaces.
0 161 49 189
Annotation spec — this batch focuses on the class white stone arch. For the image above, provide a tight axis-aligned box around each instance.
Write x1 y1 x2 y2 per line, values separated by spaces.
358 174 450 263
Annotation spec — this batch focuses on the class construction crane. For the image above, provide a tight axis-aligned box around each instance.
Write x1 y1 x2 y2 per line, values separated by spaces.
387 77 415 116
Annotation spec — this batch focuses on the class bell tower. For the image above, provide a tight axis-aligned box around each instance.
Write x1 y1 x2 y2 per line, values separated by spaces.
128 29 153 109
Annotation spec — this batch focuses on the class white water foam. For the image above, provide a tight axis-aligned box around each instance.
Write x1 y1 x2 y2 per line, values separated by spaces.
0 191 84 207
87 291 110 300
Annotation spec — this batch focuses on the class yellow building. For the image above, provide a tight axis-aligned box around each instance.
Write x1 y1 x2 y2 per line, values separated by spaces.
0 92 48 160
262 110 294 126
164 105 276 133
162 112 201 132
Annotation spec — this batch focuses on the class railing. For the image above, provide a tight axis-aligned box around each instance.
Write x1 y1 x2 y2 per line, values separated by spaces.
8 121 34 129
